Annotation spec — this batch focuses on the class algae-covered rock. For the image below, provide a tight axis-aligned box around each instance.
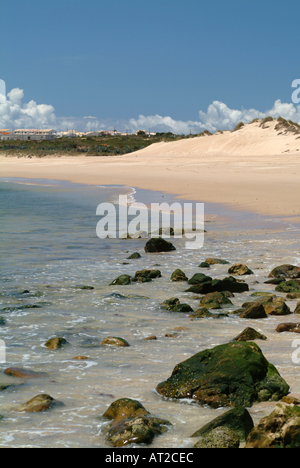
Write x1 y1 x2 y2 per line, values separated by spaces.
205 258 229 265
269 264 300 279
102 398 171 447
171 269 188 282
109 275 132 286
186 276 249 294
233 327 267 342
144 238 176 253
45 337 69 350
239 302 267 319
127 252 142 259
101 337 130 347
199 291 233 309
18 394 63 413
133 270 161 282
156 342 289 408
194 427 240 448
160 298 193 313
276 280 300 293
191 406 254 442
228 264 254 275
187 273 212 285
245 403 300 448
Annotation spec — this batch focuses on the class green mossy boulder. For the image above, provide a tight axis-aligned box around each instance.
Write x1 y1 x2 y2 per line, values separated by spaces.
199 291 233 309
156 342 289 408
127 252 142 259
233 327 267 342
205 258 229 265
186 276 249 294
192 406 254 442
276 280 300 293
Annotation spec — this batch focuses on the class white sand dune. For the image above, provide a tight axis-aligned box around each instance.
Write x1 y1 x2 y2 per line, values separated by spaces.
1 119 300 217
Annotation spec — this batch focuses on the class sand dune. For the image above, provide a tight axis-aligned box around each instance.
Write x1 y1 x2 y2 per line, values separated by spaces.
1 119 300 218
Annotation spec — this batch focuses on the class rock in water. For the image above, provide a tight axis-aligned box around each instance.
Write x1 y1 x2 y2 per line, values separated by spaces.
156 342 289 408
101 337 130 347
109 275 132 286
233 327 267 342
269 264 300 279
245 403 300 448
194 427 240 449
171 269 188 282
191 406 254 442
102 398 171 447
144 238 176 253
45 337 69 350
18 394 62 413
228 264 254 275
5 367 48 379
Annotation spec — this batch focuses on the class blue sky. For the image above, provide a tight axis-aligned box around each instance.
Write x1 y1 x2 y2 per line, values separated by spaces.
1 0 300 133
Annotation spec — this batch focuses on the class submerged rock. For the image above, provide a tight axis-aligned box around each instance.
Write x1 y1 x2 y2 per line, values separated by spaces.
102 398 171 447
191 406 254 442
45 337 69 350
245 403 300 448
156 342 289 408
205 258 229 265
228 264 254 275
233 327 267 342
5 367 48 379
101 337 130 347
144 237 176 253
194 427 240 448
127 252 142 259
18 394 63 413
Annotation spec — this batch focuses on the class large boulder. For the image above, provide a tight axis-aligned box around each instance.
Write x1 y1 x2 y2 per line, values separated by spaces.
102 398 171 447
269 264 300 279
144 238 176 253
245 403 300 448
156 342 289 408
276 280 300 293
239 302 268 319
192 406 254 442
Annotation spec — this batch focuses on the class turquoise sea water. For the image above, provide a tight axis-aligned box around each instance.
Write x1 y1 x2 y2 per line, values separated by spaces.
0 177 300 448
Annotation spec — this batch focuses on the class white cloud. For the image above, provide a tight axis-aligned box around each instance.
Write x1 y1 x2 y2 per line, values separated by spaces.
1 84 300 134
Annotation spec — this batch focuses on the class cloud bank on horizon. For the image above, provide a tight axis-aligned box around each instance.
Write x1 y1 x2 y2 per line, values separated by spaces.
1 86 300 134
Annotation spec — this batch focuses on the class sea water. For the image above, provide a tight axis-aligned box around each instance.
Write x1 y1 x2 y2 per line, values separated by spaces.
0 177 300 448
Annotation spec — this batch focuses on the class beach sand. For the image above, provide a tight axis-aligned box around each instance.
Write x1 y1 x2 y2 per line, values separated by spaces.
1 120 300 218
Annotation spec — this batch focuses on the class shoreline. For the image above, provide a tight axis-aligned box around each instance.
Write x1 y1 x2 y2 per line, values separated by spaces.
1 118 300 221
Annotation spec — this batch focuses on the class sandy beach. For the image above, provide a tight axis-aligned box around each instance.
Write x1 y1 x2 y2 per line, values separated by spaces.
1 120 300 218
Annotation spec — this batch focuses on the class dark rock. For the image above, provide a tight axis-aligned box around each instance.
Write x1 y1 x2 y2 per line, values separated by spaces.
245 403 300 448
18 394 63 413
239 302 267 319
199 262 210 268
133 270 161 282
194 427 240 448
127 252 142 259
171 269 188 282
269 264 300 279
161 298 180 310
0 317 5 326
102 398 171 447
5 367 48 379
144 237 176 253
45 337 69 350
156 342 289 408
287 293 300 299
233 327 267 342
264 277 286 285
199 291 233 309
189 308 227 320
2 304 42 312
109 275 132 286
276 280 300 293
186 276 249 295
263 299 291 316
187 273 212 285
228 264 254 275
101 337 130 347
192 406 254 442
170 304 194 313
75 285 94 290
